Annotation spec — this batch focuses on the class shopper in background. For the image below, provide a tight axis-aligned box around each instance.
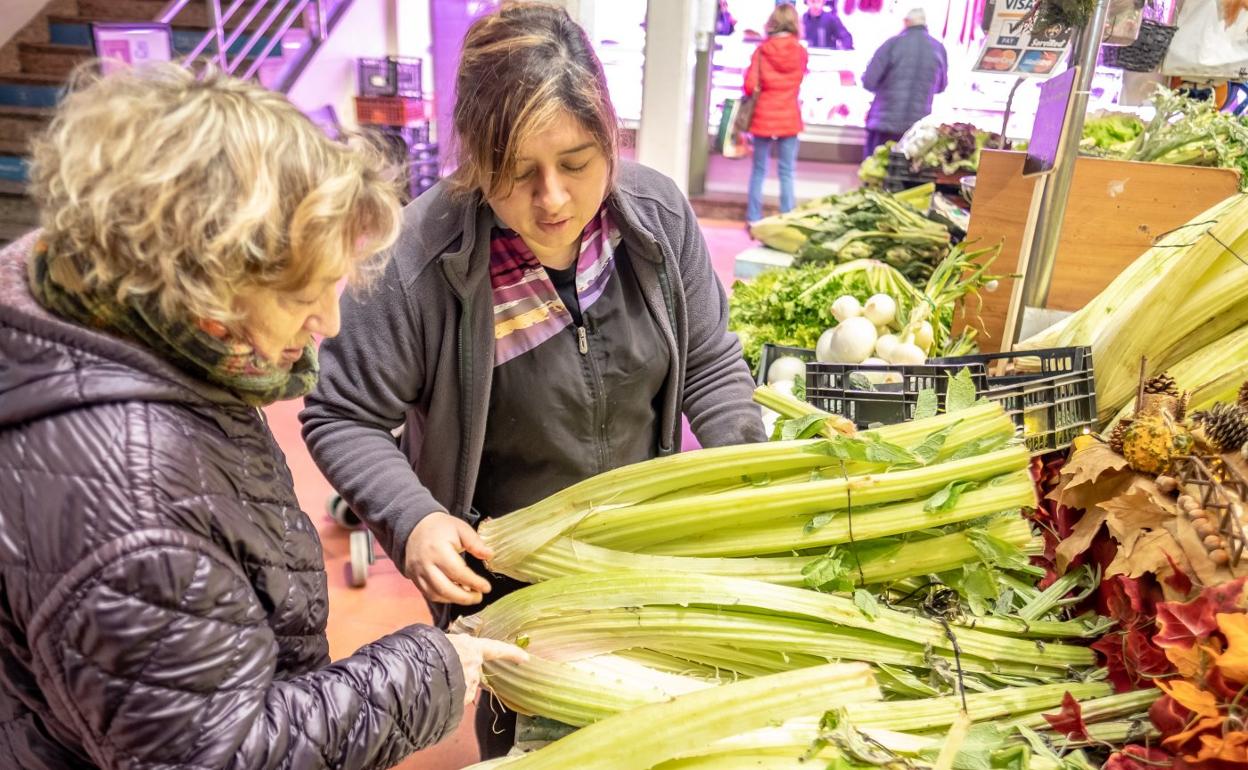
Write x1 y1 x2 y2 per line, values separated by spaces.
716 0 737 35
0 63 525 769
861 7 948 159
302 1 766 760
744 2 809 225
803 0 853 50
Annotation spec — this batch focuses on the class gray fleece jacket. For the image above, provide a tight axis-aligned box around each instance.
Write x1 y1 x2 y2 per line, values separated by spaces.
300 161 765 571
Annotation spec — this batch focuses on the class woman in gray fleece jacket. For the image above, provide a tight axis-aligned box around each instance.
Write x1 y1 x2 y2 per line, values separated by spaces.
300 2 766 757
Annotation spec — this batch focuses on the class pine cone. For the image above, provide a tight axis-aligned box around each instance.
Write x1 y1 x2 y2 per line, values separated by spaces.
1144 373 1180 397
1108 419 1132 455
1238 379 1248 409
1193 403 1248 453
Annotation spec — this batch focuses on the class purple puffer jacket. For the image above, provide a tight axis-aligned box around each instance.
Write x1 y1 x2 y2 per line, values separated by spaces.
0 232 465 769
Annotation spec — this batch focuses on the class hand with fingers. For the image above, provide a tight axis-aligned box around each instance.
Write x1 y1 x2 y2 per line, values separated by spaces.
405 511 494 604
446 634 529 704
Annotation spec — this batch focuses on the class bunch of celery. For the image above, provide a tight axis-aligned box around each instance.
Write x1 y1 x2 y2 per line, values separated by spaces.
1018 193 1248 422
479 401 1033 588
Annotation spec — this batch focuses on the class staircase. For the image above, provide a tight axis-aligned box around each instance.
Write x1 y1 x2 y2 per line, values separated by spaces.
0 0 353 246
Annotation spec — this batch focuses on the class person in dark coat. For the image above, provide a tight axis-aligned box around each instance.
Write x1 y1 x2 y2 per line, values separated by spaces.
301 1 767 759
861 8 948 159
803 0 853 50
0 63 524 770
743 2 809 224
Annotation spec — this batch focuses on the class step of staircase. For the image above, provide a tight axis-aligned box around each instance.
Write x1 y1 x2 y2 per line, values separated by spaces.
0 107 55 149
18 42 90 79
0 74 63 110
46 16 285 60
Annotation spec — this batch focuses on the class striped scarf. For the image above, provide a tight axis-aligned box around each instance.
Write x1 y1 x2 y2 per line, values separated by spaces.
27 239 318 407
489 206 620 366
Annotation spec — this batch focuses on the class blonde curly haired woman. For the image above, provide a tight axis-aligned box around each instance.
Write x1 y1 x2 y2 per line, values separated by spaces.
0 64 523 769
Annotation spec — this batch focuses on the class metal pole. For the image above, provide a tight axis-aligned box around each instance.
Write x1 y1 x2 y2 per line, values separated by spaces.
211 0 228 68
688 0 718 195
1019 0 1111 309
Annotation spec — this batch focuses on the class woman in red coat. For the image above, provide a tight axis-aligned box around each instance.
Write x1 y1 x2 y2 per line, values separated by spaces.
744 3 809 224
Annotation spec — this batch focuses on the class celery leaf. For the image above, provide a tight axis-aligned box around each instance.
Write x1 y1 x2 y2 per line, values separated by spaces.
913 388 939 420
945 367 979 413
853 588 880 620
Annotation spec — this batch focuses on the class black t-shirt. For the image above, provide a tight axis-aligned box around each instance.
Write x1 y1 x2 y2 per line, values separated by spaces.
546 260 583 326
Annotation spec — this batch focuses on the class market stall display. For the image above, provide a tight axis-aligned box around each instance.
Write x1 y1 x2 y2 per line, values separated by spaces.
1017 193 1248 423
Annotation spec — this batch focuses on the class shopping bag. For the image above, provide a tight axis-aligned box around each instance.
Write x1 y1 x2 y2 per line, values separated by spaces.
715 97 739 154
1162 1 1248 78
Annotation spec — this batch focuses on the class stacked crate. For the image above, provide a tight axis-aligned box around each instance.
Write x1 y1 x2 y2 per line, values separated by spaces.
354 57 439 200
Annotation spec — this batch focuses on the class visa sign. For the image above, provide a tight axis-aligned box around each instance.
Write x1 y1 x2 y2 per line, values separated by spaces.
1003 0 1034 11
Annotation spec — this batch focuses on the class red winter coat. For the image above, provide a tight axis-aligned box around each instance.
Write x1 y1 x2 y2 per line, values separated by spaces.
744 33 808 138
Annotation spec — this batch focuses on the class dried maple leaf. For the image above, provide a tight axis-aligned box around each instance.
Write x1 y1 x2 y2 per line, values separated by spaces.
1042 691 1091 742
1156 680 1221 718
1163 552 1195 597
1193 730 1248 763
1213 612 1248 684
1094 629 1172 692
1102 489 1177 540
1165 639 1219 679
1156 579 1248 652
1056 508 1108 574
1108 529 1185 580
1062 442 1130 488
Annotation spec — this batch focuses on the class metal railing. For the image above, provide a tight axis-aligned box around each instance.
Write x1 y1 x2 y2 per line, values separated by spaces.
155 0 337 87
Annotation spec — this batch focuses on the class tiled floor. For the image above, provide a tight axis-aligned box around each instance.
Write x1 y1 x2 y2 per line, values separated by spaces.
262 217 754 770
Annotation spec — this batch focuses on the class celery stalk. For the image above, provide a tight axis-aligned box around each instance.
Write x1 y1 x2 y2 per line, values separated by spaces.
573 447 1033 552
506 513 1033 585
460 572 1095 671
469 662 880 770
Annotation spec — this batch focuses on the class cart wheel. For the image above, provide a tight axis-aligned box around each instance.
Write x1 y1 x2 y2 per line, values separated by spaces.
348 529 371 588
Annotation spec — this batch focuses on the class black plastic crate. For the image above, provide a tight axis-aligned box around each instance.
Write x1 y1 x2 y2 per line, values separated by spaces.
883 150 936 193
754 343 816 385
357 56 423 97
930 347 1096 454
805 361 990 428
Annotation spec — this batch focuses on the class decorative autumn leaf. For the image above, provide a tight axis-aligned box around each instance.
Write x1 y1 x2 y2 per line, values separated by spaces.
1108 529 1185 581
1213 612 1248 685
1055 508 1107 574
1101 574 1159 628
1162 715 1224 752
1162 552 1195 598
1103 745 1173 770
1093 629 1172 692
1165 640 1217 680
1156 680 1221 718
1042 691 1091 742
1062 442 1130 489
1156 578 1248 650
1101 489 1178 540
1193 731 1248 764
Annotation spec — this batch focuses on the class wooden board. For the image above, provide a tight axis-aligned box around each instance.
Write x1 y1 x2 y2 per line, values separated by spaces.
961 150 1241 351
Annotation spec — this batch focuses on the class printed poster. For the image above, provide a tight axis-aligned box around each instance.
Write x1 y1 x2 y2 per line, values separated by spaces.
975 0 1073 76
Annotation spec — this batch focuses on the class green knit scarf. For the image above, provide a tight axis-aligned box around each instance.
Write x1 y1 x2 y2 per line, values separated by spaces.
27 241 318 407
